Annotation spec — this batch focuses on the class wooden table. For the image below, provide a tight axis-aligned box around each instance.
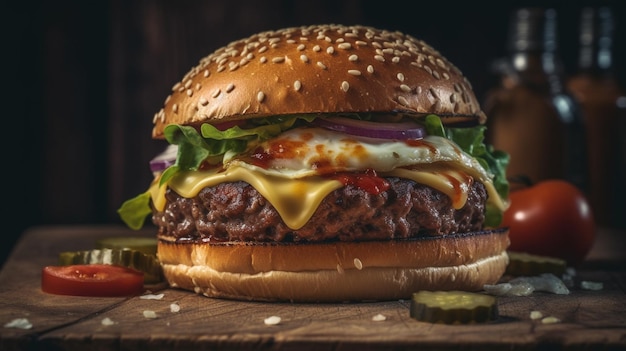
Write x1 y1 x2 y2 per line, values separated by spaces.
1 225 625 351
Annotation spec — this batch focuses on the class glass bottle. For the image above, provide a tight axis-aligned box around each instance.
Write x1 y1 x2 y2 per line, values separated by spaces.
567 7 626 228
484 8 588 192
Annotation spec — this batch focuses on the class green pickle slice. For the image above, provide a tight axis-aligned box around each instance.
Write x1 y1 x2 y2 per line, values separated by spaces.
410 290 498 324
95 237 158 255
59 248 163 284
505 251 567 276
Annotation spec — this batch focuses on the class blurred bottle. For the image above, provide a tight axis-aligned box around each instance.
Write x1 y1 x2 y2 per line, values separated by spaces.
484 8 588 192
567 7 626 229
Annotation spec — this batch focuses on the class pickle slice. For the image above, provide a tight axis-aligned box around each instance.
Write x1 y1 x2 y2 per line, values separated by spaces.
410 290 498 324
58 249 163 284
95 237 157 255
505 251 566 277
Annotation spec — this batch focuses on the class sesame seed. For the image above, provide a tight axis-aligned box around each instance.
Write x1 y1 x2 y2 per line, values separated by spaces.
324 36 332 42
442 72 450 80
392 56 400 63
216 66 225 73
353 258 363 270
367 65 374 73
317 61 327 70
348 69 361 76
294 80 302 91
313 45 321 52
338 43 352 50
326 46 335 54
172 104 178 113
400 84 411 93
184 80 192 89
287 39 296 44
348 54 358 61
272 56 285 63
336 264 345 274
260 57 267 63
374 55 385 62
203 70 210 78
429 87 439 100
258 46 268 53
212 89 221 98
226 83 235 93
382 48 394 55
199 97 209 106
345 32 357 38
297 44 305 51
336 38 345 43
195 83 201 90
423 65 433 75
257 91 265 102
398 96 410 107
432 70 441 79
450 94 457 103
397 73 405 82
341 81 350 92
186 89 193 97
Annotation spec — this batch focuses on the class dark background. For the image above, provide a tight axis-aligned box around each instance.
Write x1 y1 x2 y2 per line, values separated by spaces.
4 0 625 268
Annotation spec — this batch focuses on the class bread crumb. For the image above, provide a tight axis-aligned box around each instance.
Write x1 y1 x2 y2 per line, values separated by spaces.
529 311 543 320
264 316 281 325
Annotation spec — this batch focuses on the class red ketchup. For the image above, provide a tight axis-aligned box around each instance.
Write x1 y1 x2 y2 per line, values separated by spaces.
329 169 390 195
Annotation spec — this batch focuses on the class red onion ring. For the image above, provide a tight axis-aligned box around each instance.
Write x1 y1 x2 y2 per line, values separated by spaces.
149 145 178 172
311 117 425 140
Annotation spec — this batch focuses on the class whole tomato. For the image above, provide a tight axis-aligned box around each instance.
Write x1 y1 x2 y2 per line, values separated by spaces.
502 180 595 266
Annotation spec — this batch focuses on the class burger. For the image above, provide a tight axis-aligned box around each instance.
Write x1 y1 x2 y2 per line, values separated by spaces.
119 24 510 302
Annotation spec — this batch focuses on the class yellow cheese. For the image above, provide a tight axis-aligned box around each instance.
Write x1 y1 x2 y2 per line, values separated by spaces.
150 164 506 230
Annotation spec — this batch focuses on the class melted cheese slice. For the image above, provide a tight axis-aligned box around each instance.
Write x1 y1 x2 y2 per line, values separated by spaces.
150 127 506 230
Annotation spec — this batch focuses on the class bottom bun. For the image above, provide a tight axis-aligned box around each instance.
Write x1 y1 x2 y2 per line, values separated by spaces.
157 228 509 302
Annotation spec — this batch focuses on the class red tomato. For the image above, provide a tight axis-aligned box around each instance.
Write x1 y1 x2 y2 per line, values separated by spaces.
41 264 144 297
502 180 596 266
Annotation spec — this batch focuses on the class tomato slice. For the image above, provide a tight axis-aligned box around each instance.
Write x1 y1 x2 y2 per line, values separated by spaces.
41 264 144 297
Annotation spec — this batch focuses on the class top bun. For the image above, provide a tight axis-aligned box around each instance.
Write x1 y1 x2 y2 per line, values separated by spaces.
152 24 485 138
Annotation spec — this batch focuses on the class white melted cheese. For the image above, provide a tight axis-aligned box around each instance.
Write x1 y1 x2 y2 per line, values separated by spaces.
151 127 506 230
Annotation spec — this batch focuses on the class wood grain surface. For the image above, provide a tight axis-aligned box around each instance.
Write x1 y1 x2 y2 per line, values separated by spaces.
1 225 625 351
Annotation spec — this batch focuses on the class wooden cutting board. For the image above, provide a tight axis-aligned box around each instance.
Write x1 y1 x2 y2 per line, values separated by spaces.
1 225 625 351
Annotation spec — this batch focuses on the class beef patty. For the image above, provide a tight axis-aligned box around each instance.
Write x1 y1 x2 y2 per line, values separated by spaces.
152 177 487 243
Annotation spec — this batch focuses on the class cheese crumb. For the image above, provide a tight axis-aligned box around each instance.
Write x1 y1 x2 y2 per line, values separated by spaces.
372 314 387 322
264 316 281 325
580 281 603 291
101 317 115 326
170 303 181 313
4 318 32 329
541 316 561 324
143 310 158 319
140 293 165 300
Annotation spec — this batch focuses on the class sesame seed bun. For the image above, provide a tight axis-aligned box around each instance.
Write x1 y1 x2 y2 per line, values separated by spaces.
157 229 510 302
145 24 509 302
152 24 485 138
